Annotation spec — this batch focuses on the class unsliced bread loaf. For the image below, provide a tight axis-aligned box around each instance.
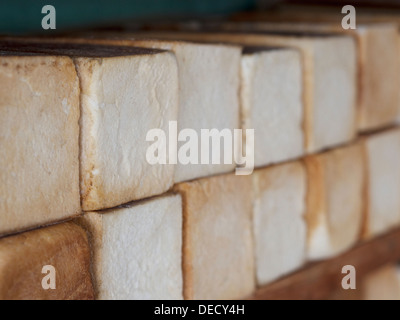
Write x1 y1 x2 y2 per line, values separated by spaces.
77 194 183 300
215 21 400 132
362 128 400 238
133 31 357 154
0 53 80 236
0 222 94 300
174 174 255 300
253 161 307 285
304 143 364 260
241 47 304 167
0 41 179 211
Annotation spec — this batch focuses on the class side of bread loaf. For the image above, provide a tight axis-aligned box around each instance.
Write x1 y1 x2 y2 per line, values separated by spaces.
0 55 80 236
253 161 307 285
305 143 364 260
76 51 179 211
0 222 94 300
241 48 304 167
78 194 183 300
175 174 255 300
363 128 400 238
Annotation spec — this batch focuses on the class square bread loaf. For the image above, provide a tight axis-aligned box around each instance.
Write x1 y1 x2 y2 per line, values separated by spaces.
78 194 183 300
174 174 255 300
219 22 400 132
135 31 357 154
304 143 364 260
241 47 304 167
75 50 179 210
0 53 80 236
253 161 307 286
0 41 179 211
0 222 94 300
54 36 242 183
363 128 400 238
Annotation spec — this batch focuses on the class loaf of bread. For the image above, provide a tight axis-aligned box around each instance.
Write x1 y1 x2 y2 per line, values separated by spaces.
363 265 400 300
77 194 183 300
0 53 80 236
133 31 357 154
0 222 94 300
363 128 400 238
174 174 255 300
0 41 180 211
304 144 364 260
217 21 400 132
46 36 242 183
241 47 304 167
76 49 179 210
253 161 307 285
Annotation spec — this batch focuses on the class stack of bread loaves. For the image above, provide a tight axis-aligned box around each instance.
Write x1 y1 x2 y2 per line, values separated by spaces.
0 7 400 299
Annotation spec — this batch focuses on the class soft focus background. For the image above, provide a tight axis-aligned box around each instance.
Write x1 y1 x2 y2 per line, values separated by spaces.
4 0 400 34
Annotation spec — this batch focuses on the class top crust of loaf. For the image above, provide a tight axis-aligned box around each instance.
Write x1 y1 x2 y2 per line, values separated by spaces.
120 31 352 44
73 34 242 50
1 36 242 52
0 41 163 57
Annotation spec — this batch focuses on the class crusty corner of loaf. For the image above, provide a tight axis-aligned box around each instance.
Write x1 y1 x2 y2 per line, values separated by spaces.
358 137 372 241
81 183 103 212
47 222 95 300
73 213 103 299
173 178 212 300
172 181 195 195
303 155 326 239
73 56 102 76
171 182 197 301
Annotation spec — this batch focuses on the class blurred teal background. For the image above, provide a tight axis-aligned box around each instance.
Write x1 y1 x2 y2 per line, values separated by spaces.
0 0 259 34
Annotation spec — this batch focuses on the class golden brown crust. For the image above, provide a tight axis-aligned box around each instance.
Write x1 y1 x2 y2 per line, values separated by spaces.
73 58 103 211
74 213 103 299
323 144 364 251
172 184 194 300
304 143 364 258
303 155 326 242
257 161 305 192
359 136 371 239
0 222 94 300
